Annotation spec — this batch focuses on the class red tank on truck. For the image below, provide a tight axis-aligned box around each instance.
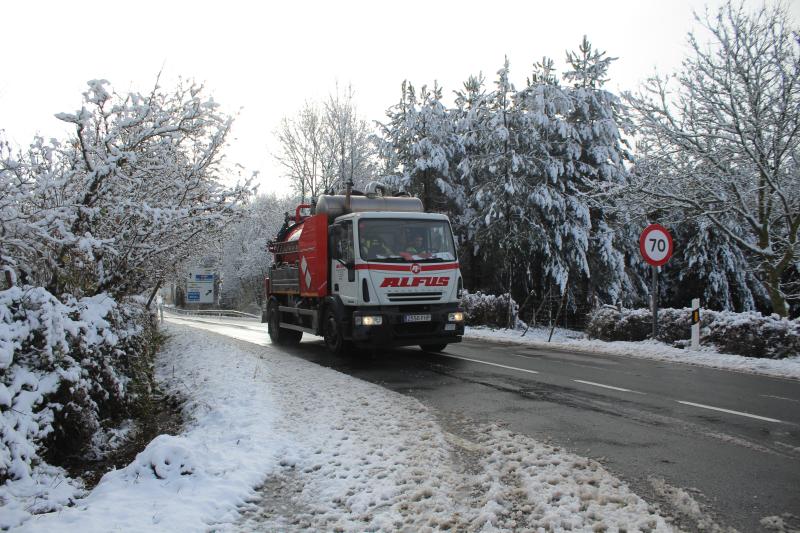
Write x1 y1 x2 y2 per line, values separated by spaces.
264 182 465 355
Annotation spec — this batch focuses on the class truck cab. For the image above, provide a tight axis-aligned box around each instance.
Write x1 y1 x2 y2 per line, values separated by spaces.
329 211 465 349
266 189 465 355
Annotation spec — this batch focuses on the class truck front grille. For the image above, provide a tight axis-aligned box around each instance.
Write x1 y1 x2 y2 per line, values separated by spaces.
387 292 442 302
393 322 438 336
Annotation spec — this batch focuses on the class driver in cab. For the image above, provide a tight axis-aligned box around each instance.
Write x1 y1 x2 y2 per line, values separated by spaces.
361 227 392 260
402 233 432 259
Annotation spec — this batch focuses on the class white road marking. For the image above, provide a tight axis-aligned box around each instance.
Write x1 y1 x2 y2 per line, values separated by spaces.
775 441 800 454
573 379 644 394
437 354 539 374
761 394 800 404
677 401 783 424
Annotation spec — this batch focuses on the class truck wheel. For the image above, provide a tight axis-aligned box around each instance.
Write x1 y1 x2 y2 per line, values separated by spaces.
268 300 302 345
323 308 349 356
420 343 448 353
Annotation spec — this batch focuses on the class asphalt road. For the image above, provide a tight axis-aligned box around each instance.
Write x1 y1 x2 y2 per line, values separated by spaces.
167 315 800 532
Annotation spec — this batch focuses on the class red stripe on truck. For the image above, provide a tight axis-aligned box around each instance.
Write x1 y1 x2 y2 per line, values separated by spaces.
354 263 459 272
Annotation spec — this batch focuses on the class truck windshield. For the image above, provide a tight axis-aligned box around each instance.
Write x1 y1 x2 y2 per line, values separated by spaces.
358 219 457 263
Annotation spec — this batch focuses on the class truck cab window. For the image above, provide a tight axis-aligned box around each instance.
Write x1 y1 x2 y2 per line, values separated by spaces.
336 221 354 263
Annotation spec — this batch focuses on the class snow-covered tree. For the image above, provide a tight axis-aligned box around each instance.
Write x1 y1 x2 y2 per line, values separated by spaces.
0 77 252 489
460 50 634 310
561 38 635 306
563 35 617 89
324 84 378 191
626 1 800 316
464 59 546 299
665 218 768 311
214 193 296 309
376 51 637 317
275 85 377 199
379 81 463 211
274 102 334 202
1 79 252 300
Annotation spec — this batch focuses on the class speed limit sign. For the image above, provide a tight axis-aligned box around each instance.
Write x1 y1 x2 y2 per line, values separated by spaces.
639 224 673 266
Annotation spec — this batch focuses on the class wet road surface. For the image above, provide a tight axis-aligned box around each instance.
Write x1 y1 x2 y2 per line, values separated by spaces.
167 314 800 531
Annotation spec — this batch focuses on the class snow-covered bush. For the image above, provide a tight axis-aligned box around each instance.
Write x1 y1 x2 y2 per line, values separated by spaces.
585 306 652 342
0 286 157 484
461 290 520 328
587 306 800 358
705 311 800 359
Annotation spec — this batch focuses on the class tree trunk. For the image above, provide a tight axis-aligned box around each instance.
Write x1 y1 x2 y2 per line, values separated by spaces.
146 278 164 310
548 273 570 342
764 272 788 317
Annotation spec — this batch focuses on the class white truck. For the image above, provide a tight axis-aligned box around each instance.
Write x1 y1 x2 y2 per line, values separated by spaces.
265 184 465 355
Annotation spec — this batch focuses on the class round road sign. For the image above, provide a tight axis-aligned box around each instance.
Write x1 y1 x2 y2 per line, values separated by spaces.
639 224 673 266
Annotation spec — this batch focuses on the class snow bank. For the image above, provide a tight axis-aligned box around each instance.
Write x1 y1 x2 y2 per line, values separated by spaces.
0 286 154 530
16 322 672 531
465 325 800 380
15 324 282 531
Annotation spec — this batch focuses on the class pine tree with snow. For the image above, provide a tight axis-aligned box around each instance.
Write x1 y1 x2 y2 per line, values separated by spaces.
560 37 635 307
378 81 463 212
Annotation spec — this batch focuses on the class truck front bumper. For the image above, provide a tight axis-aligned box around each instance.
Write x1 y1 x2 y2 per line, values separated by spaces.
349 304 465 348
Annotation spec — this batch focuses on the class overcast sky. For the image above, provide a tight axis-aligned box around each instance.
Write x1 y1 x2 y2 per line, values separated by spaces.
2 0 796 195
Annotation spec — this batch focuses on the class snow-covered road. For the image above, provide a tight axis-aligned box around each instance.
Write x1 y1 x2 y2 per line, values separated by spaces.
158 314 800 533
17 320 675 532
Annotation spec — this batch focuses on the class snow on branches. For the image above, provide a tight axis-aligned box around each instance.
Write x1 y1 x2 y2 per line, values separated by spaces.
626 1 800 316
0 79 253 299
0 77 254 517
378 44 636 310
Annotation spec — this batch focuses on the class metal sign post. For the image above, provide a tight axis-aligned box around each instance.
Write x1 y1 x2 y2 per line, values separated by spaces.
640 224 674 339
652 266 659 337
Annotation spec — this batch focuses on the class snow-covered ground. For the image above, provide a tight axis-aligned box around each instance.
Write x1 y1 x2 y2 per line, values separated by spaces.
13 321 674 532
465 325 800 381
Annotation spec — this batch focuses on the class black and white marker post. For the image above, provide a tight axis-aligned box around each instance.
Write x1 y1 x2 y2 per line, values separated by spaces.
639 224 674 338
691 298 700 349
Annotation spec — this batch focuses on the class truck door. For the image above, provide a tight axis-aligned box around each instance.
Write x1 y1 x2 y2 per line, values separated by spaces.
331 220 358 305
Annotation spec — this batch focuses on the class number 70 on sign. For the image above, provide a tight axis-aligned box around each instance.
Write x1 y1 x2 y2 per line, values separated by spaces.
639 224 673 267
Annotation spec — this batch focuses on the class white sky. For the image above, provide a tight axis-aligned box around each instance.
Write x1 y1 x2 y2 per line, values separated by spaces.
2 0 796 195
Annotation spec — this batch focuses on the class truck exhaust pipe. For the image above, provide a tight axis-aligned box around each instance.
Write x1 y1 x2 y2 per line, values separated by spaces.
344 178 353 213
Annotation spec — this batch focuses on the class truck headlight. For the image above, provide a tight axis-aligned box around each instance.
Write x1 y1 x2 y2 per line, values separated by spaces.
355 315 383 326
448 312 464 322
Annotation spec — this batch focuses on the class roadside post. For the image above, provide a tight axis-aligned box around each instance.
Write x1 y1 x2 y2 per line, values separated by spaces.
639 224 674 338
691 298 700 349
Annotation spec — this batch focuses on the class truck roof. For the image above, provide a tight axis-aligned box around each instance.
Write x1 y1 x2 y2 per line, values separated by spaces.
335 211 450 222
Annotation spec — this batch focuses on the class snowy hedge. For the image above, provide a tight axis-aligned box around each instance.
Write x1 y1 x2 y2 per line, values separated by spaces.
586 306 800 359
461 290 521 328
0 286 157 486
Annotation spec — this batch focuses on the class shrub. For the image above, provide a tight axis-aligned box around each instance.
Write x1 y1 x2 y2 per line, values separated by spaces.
0 286 157 484
586 306 800 359
461 290 521 328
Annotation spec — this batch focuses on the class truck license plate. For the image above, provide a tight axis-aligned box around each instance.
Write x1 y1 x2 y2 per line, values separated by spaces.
404 313 431 323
